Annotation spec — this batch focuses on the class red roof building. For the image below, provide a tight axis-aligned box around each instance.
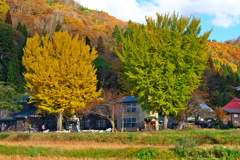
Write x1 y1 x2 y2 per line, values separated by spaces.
222 97 240 127
222 97 240 110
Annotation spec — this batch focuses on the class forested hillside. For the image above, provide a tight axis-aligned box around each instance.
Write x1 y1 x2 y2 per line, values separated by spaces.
1 0 240 108
203 42 240 107
5 0 128 46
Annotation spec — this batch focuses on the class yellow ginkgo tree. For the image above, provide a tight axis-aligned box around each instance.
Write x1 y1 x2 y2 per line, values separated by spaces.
22 31 100 131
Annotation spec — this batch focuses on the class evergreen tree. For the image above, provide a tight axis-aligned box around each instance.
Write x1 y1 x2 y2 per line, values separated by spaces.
22 31 100 131
112 25 121 42
0 21 14 82
96 36 105 53
0 21 25 92
85 35 92 52
5 10 12 25
55 20 62 32
15 21 28 91
123 27 133 39
116 13 211 129
93 57 110 70
0 81 23 112
6 59 14 85
16 21 23 31
21 24 28 38
41 30 48 36
6 52 23 91
16 21 28 38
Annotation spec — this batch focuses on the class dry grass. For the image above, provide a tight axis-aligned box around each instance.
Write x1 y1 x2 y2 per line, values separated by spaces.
0 155 126 160
1 140 240 150
199 144 240 149
0 140 174 149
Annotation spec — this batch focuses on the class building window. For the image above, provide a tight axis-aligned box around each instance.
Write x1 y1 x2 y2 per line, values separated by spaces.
124 118 136 127
234 114 238 118
123 103 137 113
234 121 239 127
96 120 106 128
85 120 90 128
80 120 84 129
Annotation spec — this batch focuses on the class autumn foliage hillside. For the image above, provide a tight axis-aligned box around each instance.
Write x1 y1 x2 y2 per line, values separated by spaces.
5 0 128 46
208 41 240 76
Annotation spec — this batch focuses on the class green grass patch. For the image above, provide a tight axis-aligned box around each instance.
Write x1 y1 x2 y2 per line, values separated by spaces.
1 129 240 146
179 146 240 159
0 145 177 159
0 133 10 140
6 133 30 141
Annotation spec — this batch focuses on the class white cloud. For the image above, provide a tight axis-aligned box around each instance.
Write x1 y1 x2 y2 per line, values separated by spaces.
74 0 240 28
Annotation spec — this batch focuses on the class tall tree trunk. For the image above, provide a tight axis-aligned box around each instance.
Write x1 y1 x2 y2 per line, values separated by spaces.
57 111 63 131
194 115 200 123
109 119 115 132
162 112 168 129
177 120 184 130
110 111 116 132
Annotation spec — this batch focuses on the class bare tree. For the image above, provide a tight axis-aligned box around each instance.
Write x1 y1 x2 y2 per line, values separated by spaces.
176 91 212 129
81 88 123 132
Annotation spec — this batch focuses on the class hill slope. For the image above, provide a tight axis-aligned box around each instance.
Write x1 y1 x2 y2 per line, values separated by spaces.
6 0 128 46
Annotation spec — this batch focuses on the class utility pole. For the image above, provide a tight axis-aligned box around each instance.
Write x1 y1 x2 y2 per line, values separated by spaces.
121 108 125 132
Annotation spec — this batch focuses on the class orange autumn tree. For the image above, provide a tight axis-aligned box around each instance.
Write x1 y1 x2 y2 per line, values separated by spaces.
212 107 227 122
22 31 100 131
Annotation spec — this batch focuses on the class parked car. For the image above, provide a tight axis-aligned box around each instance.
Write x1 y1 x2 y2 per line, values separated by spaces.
198 122 214 128
170 122 178 129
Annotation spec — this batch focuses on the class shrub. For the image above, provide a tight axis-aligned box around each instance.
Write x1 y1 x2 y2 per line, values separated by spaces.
185 146 240 159
0 133 10 140
136 148 154 160
195 133 220 145
174 137 196 156
8 133 30 141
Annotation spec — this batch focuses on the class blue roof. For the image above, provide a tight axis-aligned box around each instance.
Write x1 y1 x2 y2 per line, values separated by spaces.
0 110 36 121
118 96 138 103
18 91 31 100
199 103 213 111
14 110 36 118
223 108 240 113
0 115 17 121
233 86 240 91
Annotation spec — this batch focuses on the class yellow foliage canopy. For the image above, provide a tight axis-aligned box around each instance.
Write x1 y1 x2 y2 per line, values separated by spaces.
0 0 9 14
91 25 106 32
23 31 100 116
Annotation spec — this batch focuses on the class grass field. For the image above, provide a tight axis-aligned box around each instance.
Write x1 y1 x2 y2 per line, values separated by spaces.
0 129 240 159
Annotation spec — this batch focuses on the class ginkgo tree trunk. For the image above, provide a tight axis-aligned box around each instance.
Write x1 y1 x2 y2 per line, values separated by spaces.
22 31 100 131
116 13 211 129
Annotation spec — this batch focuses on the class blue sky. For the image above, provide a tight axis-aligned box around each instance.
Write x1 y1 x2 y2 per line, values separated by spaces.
75 0 240 42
